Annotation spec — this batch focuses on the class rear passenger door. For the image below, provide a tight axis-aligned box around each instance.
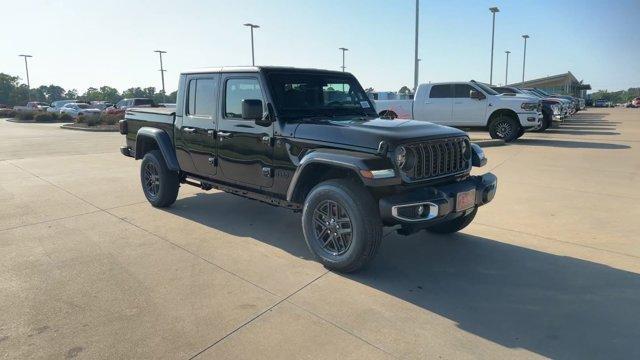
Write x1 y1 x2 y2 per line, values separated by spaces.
180 74 219 178
414 84 453 124
452 84 487 126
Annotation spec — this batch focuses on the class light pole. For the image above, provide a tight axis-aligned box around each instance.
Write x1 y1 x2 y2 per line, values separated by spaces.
154 50 167 102
489 7 500 85
504 50 510 85
243 23 260 66
19 54 33 102
522 34 530 83
339 47 349 72
413 0 419 91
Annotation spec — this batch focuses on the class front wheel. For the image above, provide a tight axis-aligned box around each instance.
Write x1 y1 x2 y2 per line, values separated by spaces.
426 207 477 234
140 150 179 207
489 116 522 142
302 179 382 273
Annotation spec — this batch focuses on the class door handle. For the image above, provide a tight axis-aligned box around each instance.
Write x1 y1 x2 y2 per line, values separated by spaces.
183 127 196 134
217 131 232 139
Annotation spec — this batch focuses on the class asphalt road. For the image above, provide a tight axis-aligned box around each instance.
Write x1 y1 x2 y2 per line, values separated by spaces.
1 108 639 359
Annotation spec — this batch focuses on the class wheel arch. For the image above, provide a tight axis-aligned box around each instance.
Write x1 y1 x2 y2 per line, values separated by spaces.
487 108 519 126
135 127 180 171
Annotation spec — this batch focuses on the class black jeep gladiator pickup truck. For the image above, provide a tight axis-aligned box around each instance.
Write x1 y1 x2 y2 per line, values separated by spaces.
119 66 497 272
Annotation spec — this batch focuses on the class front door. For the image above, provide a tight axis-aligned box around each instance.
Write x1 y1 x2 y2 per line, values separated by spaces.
179 74 219 178
452 84 487 126
217 75 273 189
415 84 453 124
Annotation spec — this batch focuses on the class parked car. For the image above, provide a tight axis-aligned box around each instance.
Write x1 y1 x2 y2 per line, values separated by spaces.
374 81 542 142
90 101 113 111
106 98 156 115
523 88 573 117
118 66 497 272
59 103 102 118
47 100 78 113
492 86 559 131
594 99 608 108
14 102 50 112
632 97 640 107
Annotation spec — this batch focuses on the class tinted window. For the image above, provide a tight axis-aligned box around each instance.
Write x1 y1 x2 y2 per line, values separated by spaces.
187 79 216 117
429 85 452 98
454 84 477 98
134 99 155 106
225 78 262 119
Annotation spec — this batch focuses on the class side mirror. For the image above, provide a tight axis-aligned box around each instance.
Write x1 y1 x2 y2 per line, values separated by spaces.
470 90 485 100
242 99 270 125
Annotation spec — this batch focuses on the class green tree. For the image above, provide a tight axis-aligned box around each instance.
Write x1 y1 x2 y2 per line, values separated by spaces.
0 73 20 105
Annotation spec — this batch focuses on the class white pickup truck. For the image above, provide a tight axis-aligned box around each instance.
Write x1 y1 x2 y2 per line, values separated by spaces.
374 81 542 142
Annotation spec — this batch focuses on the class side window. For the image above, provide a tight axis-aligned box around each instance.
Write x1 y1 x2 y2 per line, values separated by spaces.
187 78 216 117
225 78 262 119
429 85 452 99
453 84 476 98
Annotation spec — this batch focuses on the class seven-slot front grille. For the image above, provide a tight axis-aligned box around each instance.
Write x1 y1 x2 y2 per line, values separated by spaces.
402 137 471 181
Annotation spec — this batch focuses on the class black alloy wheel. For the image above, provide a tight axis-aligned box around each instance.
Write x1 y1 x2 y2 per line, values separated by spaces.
312 200 353 256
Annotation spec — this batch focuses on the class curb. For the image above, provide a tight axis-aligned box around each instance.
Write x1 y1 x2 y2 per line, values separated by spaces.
60 124 118 132
471 139 505 147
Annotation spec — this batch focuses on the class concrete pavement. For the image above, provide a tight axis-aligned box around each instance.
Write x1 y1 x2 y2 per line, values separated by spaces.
0 108 639 359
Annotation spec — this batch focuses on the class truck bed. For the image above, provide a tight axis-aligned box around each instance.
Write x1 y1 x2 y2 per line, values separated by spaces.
126 107 175 123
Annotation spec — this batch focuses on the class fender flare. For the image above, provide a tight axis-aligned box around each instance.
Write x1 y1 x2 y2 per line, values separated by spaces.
285 148 398 202
135 127 180 171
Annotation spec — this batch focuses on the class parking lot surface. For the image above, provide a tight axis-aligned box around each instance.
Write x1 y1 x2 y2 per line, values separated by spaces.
1 108 639 359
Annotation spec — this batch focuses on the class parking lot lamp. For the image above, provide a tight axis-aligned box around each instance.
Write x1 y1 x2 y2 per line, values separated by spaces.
489 7 499 85
522 34 530 83
243 23 260 66
413 0 419 92
504 50 510 85
154 50 167 102
18 54 33 102
339 48 349 72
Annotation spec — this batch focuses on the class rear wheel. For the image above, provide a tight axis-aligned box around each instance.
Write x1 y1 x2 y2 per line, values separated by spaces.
489 116 522 142
302 179 382 273
140 150 179 207
379 110 397 119
427 207 477 234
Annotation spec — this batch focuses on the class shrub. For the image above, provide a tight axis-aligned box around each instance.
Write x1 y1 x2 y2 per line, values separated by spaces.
17 111 35 121
75 115 85 124
84 115 101 127
99 113 123 125
58 113 73 122
50 112 59 121
0 109 17 118
34 113 55 122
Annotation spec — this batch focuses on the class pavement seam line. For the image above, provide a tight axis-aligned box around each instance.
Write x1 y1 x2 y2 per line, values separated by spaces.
0 209 103 233
285 299 399 359
474 222 640 261
188 270 330 360
103 208 282 297
6 160 104 211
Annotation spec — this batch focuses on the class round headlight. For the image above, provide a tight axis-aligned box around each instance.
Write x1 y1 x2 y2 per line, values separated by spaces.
395 146 416 172
395 146 407 169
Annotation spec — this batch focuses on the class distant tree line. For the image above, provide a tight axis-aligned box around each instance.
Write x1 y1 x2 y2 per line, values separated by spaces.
589 88 640 104
0 73 177 106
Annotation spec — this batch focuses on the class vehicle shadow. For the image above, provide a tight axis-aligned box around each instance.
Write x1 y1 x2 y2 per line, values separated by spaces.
168 192 640 359
515 138 630 149
541 129 620 136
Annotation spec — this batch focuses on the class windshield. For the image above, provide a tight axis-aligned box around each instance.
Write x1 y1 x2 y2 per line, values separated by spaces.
522 89 542 98
267 72 377 120
474 82 499 95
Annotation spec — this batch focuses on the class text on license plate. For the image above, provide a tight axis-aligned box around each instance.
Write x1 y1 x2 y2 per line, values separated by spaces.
456 189 476 211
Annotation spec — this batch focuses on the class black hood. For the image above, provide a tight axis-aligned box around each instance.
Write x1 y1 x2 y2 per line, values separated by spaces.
293 117 467 149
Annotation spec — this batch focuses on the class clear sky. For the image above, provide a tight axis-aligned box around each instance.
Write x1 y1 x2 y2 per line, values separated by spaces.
1 0 638 94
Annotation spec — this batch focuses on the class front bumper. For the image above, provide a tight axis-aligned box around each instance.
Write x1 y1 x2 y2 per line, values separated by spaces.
517 112 542 129
379 173 497 233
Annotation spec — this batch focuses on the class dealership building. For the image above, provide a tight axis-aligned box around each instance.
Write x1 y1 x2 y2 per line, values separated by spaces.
511 72 591 98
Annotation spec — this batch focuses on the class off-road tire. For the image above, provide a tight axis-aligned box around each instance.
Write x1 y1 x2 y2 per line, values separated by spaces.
379 110 397 119
426 207 477 234
302 179 382 273
140 150 179 207
489 116 522 142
